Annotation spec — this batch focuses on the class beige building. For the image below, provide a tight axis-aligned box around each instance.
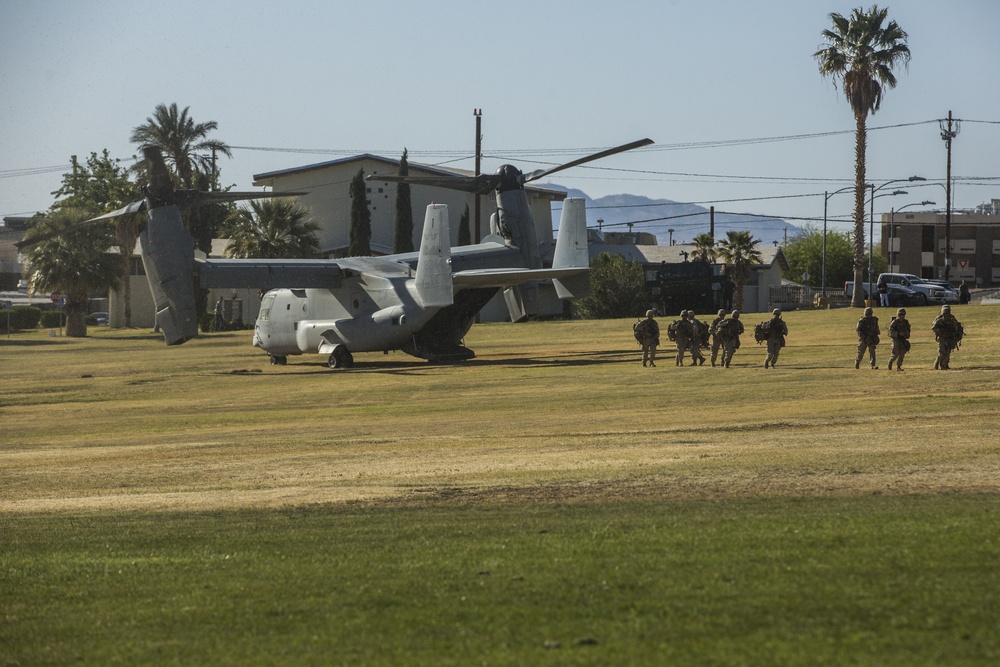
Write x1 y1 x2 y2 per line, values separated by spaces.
881 199 1000 286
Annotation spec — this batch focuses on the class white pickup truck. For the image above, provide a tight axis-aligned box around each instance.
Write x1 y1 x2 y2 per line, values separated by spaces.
844 274 958 306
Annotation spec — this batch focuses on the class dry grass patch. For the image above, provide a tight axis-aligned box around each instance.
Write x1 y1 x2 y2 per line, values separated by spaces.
2 305 999 513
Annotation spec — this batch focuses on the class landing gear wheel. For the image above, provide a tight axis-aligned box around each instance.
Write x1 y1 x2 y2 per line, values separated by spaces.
328 346 354 369
269 355 287 366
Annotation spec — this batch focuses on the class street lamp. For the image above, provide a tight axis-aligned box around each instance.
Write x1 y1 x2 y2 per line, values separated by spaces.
822 185 854 298
865 177 925 299
889 201 935 269
867 188 908 296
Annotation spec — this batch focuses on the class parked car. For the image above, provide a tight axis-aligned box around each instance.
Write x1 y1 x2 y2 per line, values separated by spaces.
844 281 921 306
924 279 959 294
92 312 109 325
877 273 959 305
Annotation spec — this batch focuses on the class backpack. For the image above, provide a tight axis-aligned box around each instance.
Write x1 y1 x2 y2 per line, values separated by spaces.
694 319 710 348
666 320 680 342
633 319 649 342
754 320 769 343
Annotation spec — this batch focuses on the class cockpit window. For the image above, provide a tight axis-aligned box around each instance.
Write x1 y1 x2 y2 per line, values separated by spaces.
259 294 275 321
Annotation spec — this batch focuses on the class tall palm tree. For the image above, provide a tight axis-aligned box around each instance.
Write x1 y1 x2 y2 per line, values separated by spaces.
21 208 121 337
815 5 910 307
224 199 321 259
690 232 717 264
716 230 763 312
130 103 231 189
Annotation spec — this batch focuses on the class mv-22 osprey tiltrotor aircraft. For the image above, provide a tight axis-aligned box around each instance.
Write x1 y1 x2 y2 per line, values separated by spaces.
28 139 651 368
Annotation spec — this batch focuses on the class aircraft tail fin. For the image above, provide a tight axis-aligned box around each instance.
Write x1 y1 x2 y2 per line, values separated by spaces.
414 204 453 308
552 197 590 299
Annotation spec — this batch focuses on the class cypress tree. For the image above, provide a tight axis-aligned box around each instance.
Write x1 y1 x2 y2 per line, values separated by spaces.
393 149 414 253
457 203 471 246
349 168 372 256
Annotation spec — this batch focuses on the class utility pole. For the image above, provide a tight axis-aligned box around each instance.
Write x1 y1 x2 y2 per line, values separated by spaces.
474 109 483 244
939 110 960 281
709 206 715 242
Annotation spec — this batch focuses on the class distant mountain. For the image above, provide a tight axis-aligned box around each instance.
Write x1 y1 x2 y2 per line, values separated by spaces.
541 183 799 247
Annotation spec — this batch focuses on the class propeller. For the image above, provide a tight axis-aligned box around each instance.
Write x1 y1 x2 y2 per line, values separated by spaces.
15 147 305 250
370 138 653 195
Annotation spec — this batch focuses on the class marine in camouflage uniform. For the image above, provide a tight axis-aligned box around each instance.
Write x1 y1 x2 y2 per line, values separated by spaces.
634 309 660 367
763 308 788 369
855 306 880 369
719 310 744 368
670 311 694 366
709 309 727 367
932 305 963 370
686 310 706 366
887 307 910 371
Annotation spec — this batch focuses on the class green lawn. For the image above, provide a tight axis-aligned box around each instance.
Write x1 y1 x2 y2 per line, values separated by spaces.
2 305 999 665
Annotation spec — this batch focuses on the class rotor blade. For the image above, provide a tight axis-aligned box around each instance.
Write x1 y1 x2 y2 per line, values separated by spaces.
14 201 147 250
174 190 308 208
370 173 500 195
522 138 654 183
86 199 147 222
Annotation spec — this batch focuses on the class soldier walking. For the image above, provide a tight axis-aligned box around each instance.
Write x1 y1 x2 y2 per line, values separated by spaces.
763 308 788 369
687 310 707 366
709 309 727 367
932 305 964 370
668 311 692 366
887 307 910 371
719 310 744 368
855 306 880 369
633 309 660 367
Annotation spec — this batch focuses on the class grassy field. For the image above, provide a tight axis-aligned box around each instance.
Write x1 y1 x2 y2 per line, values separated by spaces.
2 304 999 665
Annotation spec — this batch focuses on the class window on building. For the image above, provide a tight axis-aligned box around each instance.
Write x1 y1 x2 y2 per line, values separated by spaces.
921 225 935 253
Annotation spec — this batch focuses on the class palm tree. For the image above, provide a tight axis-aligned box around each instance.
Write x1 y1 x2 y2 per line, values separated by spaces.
716 230 763 312
690 233 717 264
815 5 910 307
130 103 231 189
224 199 321 259
21 208 121 337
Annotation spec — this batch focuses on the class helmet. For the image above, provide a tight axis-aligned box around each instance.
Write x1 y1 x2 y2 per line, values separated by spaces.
731 311 740 319
864 307 873 315
718 309 727 317
897 308 906 316
772 308 781 316
646 309 655 318
941 305 951 313
686 310 695 317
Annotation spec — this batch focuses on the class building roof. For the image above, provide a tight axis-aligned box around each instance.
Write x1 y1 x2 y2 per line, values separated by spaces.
252 154 566 199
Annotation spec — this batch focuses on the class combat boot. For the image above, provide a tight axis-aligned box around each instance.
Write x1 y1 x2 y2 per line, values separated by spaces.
934 359 940 370
855 359 861 369
888 358 894 370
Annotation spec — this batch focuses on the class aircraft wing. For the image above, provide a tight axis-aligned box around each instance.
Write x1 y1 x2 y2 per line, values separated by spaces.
452 266 587 289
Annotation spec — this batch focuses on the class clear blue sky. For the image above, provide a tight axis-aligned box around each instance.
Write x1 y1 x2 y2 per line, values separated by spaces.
2 0 998 239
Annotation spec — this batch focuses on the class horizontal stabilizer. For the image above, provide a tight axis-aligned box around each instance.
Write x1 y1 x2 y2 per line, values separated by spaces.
453 266 587 289
199 259 343 290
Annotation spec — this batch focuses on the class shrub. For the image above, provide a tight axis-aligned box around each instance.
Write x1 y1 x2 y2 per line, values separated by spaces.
40 311 64 328
1 306 42 333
